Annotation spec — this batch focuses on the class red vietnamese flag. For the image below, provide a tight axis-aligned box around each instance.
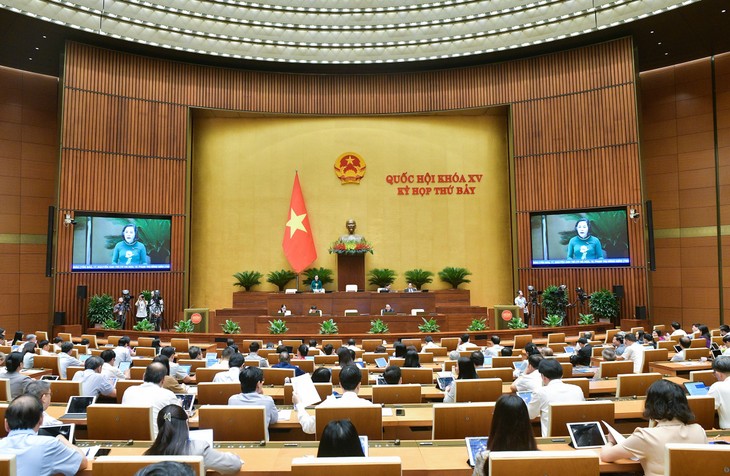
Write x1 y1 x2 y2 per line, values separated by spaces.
282 172 317 273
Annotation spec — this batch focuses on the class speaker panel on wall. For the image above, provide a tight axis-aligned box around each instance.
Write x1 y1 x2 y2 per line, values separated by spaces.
612 285 624 299
77 285 88 300
46 206 54 277
635 306 647 320
53 311 66 325
646 200 656 272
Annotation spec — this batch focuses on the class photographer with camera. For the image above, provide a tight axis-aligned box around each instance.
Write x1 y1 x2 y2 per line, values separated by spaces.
149 290 164 331
114 291 132 329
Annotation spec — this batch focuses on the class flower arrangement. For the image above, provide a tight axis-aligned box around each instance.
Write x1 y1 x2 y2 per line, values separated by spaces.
328 238 374 255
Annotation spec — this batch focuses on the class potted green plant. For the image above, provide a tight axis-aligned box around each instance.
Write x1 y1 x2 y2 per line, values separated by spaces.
174 319 195 333
507 317 527 329
132 319 154 331
221 319 241 334
141 290 152 302
302 267 334 289
368 319 389 334
438 267 472 289
404 269 434 290
467 318 487 331
543 314 564 327
87 294 114 327
541 285 568 319
418 317 440 333
101 317 121 330
578 313 595 325
590 289 619 322
367 268 397 288
266 269 298 291
233 271 263 291
268 319 288 334
319 319 339 335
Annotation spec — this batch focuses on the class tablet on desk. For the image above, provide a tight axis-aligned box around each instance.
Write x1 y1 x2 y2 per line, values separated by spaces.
40 375 59 381
176 393 195 414
39 423 75 442
464 437 489 467
684 381 709 396
117 361 131 372
564 346 575 354
436 374 453 391
516 391 533 405
674 345 682 353
512 361 527 373
79 354 91 362
374 357 388 369
567 421 607 449
359 436 369 457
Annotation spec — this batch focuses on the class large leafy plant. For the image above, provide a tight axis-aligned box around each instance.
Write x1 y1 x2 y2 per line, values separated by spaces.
319 319 339 335
404 269 434 290
368 319 390 334
418 317 440 333
507 317 527 329
543 314 564 327
268 319 288 334
174 319 195 333
87 294 114 326
367 268 397 288
133 319 154 331
101 317 121 330
541 285 568 318
578 313 595 325
221 319 241 334
590 289 619 321
438 267 472 289
267 269 298 291
467 318 487 331
233 271 263 291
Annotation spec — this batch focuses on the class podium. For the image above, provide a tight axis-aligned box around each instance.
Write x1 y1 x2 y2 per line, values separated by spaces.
337 254 366 291
494 305 521 330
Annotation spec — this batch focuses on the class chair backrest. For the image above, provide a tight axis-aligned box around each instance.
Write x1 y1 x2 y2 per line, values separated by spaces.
296 359 315 374
372 384 422 404
291 456 402 476
513 334 532 349
66 366 84 381
422 346 448 356
454 378 502 402
134 347 157 358
90 349 103 357
642 348 669 373
241 340 264 352
195 367 229 383
548 400 615 437
616 372 662 397
388 358 405 368
87 404 152 440
0 380 10 402
33 355 60 377
686 395 716 430
458 350 475 358
315 406 383 440
363 353 389 364
361 339 382 352
314 355 339 365
80 334 98 348
58 332 73 342
49 380 82 403
591 346 605 357
657 340 677 351
432 402 495 439
400 368 433 385
490 450 600 476
547 333 566 344
690 370 717 386
401 338 421 348
331 367 369 386
604 328 620 344
177 359 208 375
690 339 707 348
630 326 645 334
137 337 155 347
92 456 204 476
35 331 49 341
0 454 15 476
283 339 304 348
598 360 634 379
263 367 296 385
475 367 512 382
684 348 710 360
319 339 341 349
653 324 666 333
0 404 7 437
439 337 460 351
170 338 190 352
115 380 144 403
197 382 241 405
72 345 86 356
561 378 591 399
130 367 147 380
267 353 280 365
418 352 434 363
107 336 122 346
491 356 521 368
666 444 730 476
198 405 267 441
560 362 573 377
284 383 333 405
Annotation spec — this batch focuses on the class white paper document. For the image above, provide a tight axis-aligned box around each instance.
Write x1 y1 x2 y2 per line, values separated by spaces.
189 429 214 445
291 374 322 407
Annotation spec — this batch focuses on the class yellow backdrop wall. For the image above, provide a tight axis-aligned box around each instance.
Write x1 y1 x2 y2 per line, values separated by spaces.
190 111 511 310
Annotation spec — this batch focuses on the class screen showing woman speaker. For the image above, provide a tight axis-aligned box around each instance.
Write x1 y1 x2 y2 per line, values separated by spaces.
530 208 630 267
71 214 172 271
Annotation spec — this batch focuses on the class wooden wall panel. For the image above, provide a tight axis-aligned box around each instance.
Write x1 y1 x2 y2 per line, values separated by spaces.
56 37 646 326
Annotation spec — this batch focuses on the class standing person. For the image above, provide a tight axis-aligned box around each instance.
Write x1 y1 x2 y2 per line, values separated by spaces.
145 404 242 474
472 394 538 476
601 379 707 476
135 293 148 323
566 218 604 260
0 395 88 476
514 290 529 324
148 291 164 331
113 297 128 328
112 223 147 265
527 359 585 436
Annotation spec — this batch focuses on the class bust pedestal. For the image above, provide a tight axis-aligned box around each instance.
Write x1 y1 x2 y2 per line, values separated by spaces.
337 254 366 291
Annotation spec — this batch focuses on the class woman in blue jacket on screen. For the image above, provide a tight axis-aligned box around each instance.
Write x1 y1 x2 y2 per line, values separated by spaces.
112 223 148 265
566 218 604 260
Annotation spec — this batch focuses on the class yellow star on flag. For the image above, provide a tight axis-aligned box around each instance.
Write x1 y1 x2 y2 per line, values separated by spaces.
286 208 308 238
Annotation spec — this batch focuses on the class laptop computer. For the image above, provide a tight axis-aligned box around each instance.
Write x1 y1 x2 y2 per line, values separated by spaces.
567 421 607 449
374 357 388 369
177 364 192 376
176 393 195 414
39 423 75 442
465 437 489 467
684 381 709 396
60 396 96 419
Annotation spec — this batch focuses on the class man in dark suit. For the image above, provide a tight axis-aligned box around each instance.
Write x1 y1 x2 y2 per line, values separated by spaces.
569 337 592 367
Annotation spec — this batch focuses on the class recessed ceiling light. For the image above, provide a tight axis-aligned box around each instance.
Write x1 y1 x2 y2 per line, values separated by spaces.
35 47 39 50
658 42 662 45
664 52 669 55
42 35 47 39
28 57 33 60
650 30 654 33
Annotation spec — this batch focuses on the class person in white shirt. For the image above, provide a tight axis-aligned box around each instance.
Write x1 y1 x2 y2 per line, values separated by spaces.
722 334 730 356
420 336 439 352
457 334 479 352
100 349 129 380
514 290 529 321
484 335 504 357
208 346 236 369
344 339 362 352
669 321 687 339
213 353 244 383
511 354 544 393
113 336 135 363
245 342 269 368
527 359 585 436
616 333 645 373
670 336 692 362
709 356 730 429
122 362 181 436
72 356 116 399
58 342 82 380
292 364 374 435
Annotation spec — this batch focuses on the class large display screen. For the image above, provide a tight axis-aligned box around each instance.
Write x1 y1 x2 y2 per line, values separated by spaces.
530 208 630 267
72 214 171 271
